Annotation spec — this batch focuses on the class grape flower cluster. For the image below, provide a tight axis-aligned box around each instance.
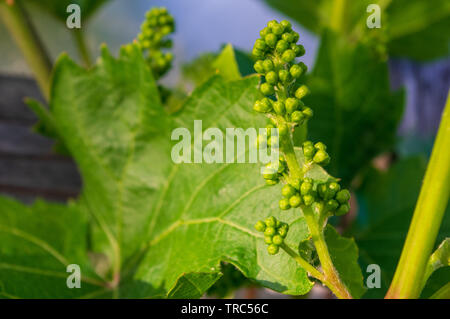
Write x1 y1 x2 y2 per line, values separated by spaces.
254 216 289 255
252 20 351 255
137 7 175 79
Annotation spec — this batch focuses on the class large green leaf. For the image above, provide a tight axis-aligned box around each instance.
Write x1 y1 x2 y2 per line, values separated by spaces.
0 197 107 298
11 43 324 297
351 157 450 298
304 30 404 185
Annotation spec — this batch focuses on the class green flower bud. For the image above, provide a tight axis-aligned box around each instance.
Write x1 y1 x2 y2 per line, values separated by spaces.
278 123 289 136
313 149 330 165
302 107 314 119
289 195 302 208
276 40 289 53
254 60 265 74
300 181 313 195
267 244 279 255
264 236 273 244
267 20 277 30
252 48 264 58
298 61 308 73
336 203 350 216
279 198 291 210
260 27 270 38
254 220 266 232
336 189 351 204
280 20 292 31
277 224 289 237
292 44 305 57
314 142 327 151
254 39 266 51
303 194 314 206
328 182 340 196
272 234 284 245
303 144 316 160
282 49 296 63
265 216 277 227
291 31 300 42
282 32 294 43
278 70 291 83
266 71 278 85
260 83 275 96
281 184 296 198
263 59 274 72
285 98 299 113
273 101 286 115
265 33 277 47
295 85 309 99
326 199 339 211
289 178 301 190
290 64 303 78
262 166 277 180
291 111 304 123
272 23 284 36
264 226 276 236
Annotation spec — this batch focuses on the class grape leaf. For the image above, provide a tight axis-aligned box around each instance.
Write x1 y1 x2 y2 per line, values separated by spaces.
350 156 450 298
0 196 106 298
325 225 366 298
304 30 404 185
11 43 324 298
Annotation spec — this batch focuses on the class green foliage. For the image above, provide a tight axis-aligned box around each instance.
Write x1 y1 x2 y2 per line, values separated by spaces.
263 0 450 61
350 157 450 298
304 30 404 185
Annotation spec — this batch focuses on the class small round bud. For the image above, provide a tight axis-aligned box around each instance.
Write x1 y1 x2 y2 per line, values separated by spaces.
303 194 314 206
285 98 299 113
264 236 273 244
266 71 278 85
273 101 286 115
278 224 289 237
289 179 301 190
292 44 305 57
290 64 303 78
314 142 327 150
295 85 310 99
326 199 339 211
264 226 276 236
328 182 340 196
300 181 313 195
302 107 314 119
262 59 274 72
280 20 292 31
281 184 296 198
282 32 294 43
265 33 277 47
278 123 289 136
260 83 275 96
336 190 351 204
254 39 266 51
291 31 300 42
260 27 270 38
267 244 279 255
278 70 291 83
336 203 350 216
289 195 302 208
303 144 316 160
272 23 284 35
272 235 283 245
276 40 289 53
266 179 278 186
265 216 277 227
298 61 308 73
254 220 266 232
291 111 304 123
252 48 264 58
279 198 291 210
313 149 330 165
282 49 296 63
254 60 265 74
267 20 277 30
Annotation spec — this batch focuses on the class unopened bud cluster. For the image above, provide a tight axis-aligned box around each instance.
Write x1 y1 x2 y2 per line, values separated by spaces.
254 216 289 255
137 7 175 79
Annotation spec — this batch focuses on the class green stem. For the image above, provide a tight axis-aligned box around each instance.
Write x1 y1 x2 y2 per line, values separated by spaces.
330 0 347 32
280 243 324 281
73 28 92 67
302 205 353 299
0 0 52 100
386 90 450 299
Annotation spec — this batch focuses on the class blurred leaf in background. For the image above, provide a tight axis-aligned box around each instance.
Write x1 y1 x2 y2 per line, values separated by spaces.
303 30 404 185
264 0 450 61
349 156 450 298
